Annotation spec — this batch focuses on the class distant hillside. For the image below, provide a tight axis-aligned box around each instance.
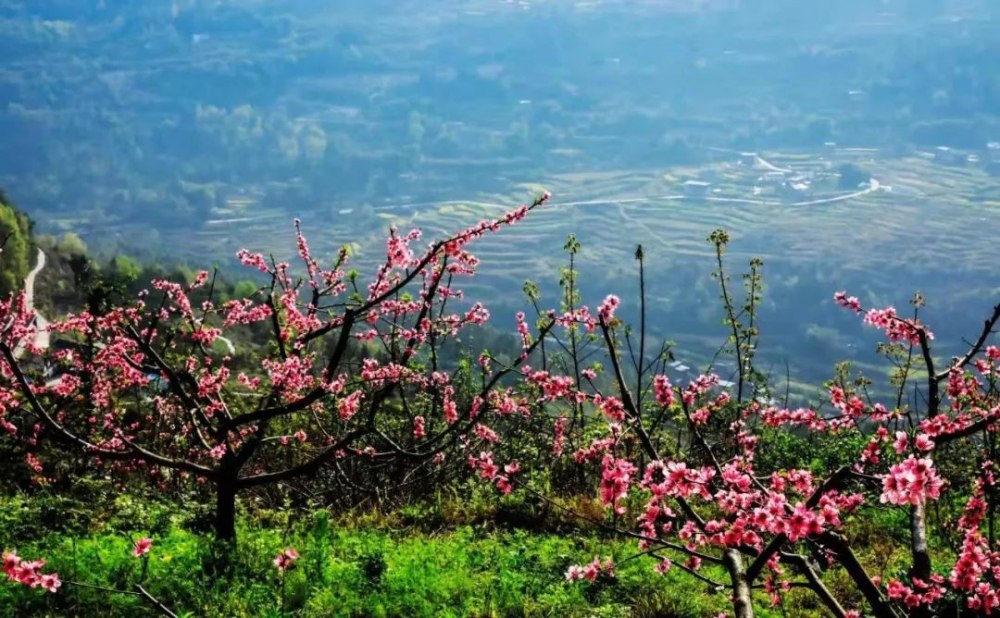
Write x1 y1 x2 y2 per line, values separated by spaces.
1 0 998 257
0 189 33 295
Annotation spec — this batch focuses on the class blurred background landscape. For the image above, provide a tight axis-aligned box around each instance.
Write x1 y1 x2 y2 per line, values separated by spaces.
2 0 999 397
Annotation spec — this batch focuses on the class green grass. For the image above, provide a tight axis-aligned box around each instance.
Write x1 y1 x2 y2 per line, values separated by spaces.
0 485 938 618
1 517 740 618
0 486 864 618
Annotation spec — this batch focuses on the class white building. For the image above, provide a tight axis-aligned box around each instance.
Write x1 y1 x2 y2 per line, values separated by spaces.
683 180 712 196
759 171 786 185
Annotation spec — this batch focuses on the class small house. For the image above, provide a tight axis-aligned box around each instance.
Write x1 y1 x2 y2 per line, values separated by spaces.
759 171 786 185
683 180 712 196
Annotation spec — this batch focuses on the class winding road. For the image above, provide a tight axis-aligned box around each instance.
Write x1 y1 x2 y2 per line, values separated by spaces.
14 248 50 359
754 155 793 175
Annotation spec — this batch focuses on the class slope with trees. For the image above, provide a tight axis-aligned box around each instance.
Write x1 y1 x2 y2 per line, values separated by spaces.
0 189 33 296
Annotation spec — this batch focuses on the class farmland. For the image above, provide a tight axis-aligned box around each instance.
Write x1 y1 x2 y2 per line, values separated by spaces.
49 144 997 396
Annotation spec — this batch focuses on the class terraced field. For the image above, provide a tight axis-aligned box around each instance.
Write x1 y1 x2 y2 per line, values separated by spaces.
89 148 1000 396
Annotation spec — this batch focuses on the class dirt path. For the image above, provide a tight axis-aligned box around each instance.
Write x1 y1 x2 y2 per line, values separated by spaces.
15 248 50 358
789 178 880 206
754 155 793 174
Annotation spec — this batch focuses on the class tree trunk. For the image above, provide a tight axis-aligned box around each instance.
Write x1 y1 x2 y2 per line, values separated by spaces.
910 502 932 581
909 502 933 618
206 479 240 577
216 480 238 544
723 549 755 618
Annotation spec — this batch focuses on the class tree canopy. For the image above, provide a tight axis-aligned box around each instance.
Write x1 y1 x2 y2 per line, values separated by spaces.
0 190 33 296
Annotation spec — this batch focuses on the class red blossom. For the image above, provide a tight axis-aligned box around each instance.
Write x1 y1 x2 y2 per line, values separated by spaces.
274 548 299 573
132 538 153 558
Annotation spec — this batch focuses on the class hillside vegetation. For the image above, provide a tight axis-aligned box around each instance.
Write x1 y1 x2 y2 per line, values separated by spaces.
0 190 33 296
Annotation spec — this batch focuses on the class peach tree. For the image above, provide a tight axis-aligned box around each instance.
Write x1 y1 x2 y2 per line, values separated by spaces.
0 194 552 546
483 231 1000 618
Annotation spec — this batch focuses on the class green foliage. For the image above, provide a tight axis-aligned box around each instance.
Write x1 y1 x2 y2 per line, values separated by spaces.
0 190 33 296
109 255 142 283
234 280 261 300
7 483 935 618
55 233 87 257
754 426 868 475
0 498 740 618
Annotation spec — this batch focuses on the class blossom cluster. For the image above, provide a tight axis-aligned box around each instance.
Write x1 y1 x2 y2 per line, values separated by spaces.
565 556 614 582
880 457 944 506
2 551 60 593
834 291 933 345
274 548 299 573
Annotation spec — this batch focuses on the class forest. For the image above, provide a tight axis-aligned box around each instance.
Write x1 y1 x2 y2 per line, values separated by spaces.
2 1 999 246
